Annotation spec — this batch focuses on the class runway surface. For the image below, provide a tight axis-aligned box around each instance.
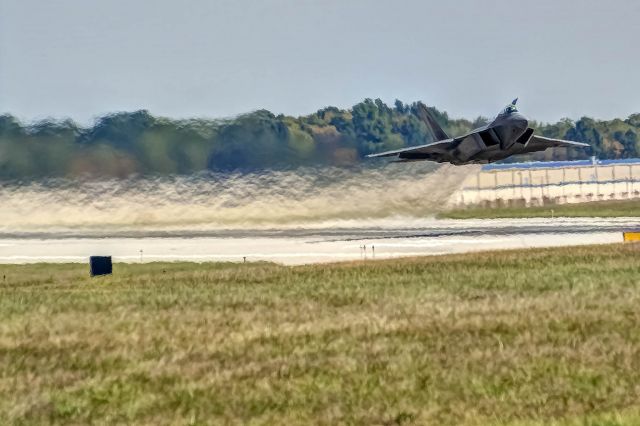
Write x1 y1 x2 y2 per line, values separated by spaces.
0 217 637 265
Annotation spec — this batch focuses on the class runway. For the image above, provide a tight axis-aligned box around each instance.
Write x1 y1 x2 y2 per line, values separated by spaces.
0 217 637 265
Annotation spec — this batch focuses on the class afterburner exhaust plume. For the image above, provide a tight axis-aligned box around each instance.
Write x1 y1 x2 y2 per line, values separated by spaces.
0 164 478 234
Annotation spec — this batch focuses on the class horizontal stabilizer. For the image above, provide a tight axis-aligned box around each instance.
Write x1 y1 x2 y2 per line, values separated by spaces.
527 135 590 149
366 138 455 161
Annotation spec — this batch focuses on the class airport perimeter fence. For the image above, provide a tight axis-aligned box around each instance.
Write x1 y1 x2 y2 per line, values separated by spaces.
452 158 640 207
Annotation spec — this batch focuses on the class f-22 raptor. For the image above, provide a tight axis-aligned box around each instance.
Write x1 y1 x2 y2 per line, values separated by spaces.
368 99 590 165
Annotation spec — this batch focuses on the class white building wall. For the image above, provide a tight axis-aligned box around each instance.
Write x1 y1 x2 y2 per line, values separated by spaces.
451 162 640 207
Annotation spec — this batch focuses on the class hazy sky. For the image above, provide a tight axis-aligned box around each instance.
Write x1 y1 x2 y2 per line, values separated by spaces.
1 0 638 124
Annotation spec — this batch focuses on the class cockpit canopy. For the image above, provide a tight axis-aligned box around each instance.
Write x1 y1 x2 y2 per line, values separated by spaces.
501 98 519 115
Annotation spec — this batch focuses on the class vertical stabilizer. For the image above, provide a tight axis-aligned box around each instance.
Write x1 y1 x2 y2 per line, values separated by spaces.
416 102 450 141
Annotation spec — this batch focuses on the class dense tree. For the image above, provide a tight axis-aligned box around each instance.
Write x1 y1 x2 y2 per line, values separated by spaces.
627 114 640 128
614 130 638 158
0 100 638 180
207 110 292 171
565 118 604 157
0 114 26 138
78 110 156 150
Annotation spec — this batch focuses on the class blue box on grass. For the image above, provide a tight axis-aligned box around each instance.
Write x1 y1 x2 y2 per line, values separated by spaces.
90 256 112 277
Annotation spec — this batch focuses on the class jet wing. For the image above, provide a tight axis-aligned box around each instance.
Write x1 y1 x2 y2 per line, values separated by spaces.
366 138 458 162
524 135 591 153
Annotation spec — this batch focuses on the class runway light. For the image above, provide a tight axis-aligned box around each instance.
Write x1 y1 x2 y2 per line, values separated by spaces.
90 256 112 277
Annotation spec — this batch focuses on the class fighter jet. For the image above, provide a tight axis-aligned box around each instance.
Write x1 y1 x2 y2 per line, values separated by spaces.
367 99 590 165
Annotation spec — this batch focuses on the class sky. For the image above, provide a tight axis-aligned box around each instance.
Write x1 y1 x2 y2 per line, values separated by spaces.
1 0 638 125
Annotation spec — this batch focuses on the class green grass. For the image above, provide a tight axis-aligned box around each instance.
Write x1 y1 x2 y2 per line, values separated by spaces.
2 244 640 425
439 199 640 219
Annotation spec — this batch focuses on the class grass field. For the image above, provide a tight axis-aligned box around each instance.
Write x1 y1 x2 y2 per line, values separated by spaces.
439 199 640 219
2 244 640 425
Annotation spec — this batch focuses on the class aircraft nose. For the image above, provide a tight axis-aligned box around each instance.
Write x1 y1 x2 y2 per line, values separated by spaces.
513 114 528 129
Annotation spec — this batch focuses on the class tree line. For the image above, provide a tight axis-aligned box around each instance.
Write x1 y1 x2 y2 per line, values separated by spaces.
1 99 638 180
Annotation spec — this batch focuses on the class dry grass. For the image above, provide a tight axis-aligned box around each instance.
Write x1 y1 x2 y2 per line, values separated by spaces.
1 244 640 425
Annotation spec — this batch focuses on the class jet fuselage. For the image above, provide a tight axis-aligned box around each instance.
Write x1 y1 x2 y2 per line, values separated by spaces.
367 99 591 165
453 111 532 164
